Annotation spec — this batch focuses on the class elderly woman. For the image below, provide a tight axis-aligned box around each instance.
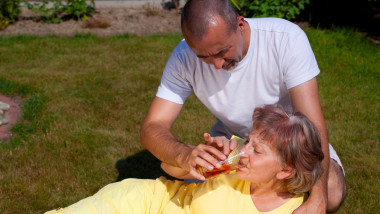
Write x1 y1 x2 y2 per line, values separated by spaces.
46 105 324 214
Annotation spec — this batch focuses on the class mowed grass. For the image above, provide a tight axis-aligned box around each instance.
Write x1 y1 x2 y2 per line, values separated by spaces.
307 28 380 212
0 28 378 213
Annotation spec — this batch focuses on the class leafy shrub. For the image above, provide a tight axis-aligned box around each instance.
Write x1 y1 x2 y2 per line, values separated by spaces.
231 0 310 20
65 0 96 20
0 14 9 30
0 0 21 29
25 0 66 24
25 0 96 24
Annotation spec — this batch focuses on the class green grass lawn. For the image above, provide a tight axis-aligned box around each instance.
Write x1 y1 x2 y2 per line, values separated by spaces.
0 28 379 213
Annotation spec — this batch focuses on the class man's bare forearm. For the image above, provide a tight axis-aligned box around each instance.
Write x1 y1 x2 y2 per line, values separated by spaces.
289 78 329 211
312 103 330 199
161 162 194 179
310 124 329 200
140 121 193 168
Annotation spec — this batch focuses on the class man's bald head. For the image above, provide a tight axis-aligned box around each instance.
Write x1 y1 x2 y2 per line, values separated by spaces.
181 0 238 40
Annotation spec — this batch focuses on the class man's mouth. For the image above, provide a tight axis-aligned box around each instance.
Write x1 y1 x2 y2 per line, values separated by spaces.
222 61 233 69
222 60 238 70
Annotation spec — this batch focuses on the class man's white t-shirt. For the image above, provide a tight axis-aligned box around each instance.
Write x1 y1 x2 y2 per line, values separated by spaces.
156 18 320 139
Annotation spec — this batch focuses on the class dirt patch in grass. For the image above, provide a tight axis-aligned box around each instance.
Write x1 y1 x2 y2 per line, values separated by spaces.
0 95 23 142
0 5 183 141
0 6 182 37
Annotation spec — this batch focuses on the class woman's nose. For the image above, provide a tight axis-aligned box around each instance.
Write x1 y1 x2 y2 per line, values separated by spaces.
241 143 253 156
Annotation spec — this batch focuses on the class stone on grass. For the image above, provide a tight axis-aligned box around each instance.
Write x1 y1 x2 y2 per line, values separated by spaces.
0 116 8 125
0 101 10 111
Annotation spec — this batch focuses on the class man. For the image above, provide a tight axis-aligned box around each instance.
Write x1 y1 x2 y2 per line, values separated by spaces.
140 0 346 213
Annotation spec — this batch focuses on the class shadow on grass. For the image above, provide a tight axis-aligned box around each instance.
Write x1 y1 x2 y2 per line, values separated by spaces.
115 150 177 181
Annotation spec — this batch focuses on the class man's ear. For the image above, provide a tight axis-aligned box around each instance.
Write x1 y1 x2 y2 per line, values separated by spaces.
276 165 294 180
237 16 245 30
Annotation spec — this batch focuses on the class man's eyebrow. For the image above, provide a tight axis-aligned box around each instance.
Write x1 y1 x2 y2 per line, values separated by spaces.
196 46 231 58
197 55 208 58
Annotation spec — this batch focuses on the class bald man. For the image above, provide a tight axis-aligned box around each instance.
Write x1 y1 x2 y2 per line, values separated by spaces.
140 0 346 213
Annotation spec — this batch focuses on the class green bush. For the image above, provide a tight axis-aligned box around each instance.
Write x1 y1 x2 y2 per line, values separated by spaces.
66 0 96 20
25 0 96 24
0 14 9 30
25 0 66 24
230 0 310 20
0 0 21 29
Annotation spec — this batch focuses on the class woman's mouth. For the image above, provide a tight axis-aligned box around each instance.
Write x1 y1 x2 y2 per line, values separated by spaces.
237 160 247 169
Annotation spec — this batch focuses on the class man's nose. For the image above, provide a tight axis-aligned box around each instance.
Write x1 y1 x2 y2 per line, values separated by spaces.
212 57 225 70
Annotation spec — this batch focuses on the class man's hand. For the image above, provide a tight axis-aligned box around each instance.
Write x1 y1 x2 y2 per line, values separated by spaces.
203 133 237 156
292 188 327 214
292 200 326 214
183 133 238 180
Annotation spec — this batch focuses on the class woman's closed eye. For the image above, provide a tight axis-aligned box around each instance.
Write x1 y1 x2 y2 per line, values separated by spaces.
244 144 260 155
253 147 261 154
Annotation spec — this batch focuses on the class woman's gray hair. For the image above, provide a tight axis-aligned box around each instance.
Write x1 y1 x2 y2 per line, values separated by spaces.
251 105 324 194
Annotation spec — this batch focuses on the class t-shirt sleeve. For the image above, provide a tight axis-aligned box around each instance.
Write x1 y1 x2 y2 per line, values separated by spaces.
282 27 320 89
156 42 193 104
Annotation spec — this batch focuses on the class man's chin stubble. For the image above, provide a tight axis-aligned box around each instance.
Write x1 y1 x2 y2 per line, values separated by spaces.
223 61 238 70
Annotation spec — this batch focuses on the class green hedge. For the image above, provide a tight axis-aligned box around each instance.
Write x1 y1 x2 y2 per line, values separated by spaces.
0 0 21 30
230 0 310 20
25 0 96 24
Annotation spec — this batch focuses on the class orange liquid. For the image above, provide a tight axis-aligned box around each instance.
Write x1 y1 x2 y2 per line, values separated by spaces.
200 163 233 178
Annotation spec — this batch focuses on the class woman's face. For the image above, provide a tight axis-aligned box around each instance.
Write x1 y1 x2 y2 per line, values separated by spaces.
236 133 283 185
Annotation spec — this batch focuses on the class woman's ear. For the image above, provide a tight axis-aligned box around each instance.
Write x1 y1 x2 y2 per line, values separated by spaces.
276 165 294 180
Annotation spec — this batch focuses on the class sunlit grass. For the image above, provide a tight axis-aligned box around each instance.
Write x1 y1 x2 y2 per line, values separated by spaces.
0 28 379 213
307 27 380 213
0 33 215 213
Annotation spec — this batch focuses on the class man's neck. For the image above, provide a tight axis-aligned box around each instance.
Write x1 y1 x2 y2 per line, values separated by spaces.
242 20 251 59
